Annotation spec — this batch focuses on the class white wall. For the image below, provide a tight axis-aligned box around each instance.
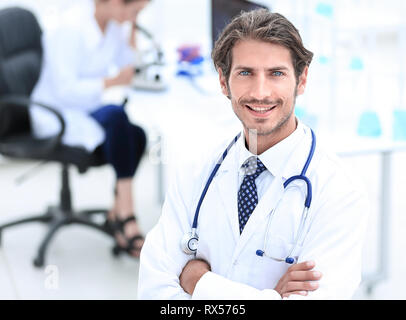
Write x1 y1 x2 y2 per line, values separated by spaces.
2 0 406 138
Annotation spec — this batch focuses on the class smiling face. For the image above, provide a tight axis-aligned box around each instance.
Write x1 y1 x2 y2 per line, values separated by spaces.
219 39 308 152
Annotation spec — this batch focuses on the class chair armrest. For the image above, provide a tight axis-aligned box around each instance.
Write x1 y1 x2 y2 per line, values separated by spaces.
0 95 66 145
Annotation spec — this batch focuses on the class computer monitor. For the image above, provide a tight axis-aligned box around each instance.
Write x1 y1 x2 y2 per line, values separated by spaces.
211 0 269 50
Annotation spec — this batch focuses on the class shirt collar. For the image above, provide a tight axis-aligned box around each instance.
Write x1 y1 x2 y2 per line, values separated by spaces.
236 119 306 178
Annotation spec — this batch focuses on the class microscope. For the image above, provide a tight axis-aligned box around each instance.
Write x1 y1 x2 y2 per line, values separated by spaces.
132 24 167 92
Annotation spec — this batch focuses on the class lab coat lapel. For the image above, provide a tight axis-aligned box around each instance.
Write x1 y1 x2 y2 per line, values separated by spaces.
213 159 240 245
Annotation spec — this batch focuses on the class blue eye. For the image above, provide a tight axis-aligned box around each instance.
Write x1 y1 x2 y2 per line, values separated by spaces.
239 70 250 76
273 71 283 77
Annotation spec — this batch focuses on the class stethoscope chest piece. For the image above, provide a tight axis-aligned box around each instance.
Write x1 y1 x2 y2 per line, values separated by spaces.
181 230 199 255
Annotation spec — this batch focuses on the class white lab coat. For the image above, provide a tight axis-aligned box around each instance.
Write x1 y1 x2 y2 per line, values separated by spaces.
138 122 370 300
30 0 135 152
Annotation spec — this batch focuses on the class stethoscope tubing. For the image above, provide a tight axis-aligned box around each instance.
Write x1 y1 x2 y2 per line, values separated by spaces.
192 132 241 229
185 128 316 264
258 130 315 263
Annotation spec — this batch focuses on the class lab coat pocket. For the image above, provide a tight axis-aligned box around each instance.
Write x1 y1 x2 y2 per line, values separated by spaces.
247 235 304 289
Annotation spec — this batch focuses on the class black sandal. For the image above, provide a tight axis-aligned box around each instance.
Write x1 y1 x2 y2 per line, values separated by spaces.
111 216 145 257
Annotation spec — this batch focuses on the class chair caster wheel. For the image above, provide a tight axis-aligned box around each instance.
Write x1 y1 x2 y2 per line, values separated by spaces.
112 245 121 257
33 257 44 268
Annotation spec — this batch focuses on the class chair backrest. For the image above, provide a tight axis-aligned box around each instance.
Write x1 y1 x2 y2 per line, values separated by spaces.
0 7 42 138
0 7 104 171
0 7 43 96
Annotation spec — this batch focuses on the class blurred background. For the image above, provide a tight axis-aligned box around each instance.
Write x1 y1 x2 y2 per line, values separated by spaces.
0 0 405 300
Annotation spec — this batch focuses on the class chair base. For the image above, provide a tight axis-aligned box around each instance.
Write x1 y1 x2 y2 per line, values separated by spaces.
0 205 114 268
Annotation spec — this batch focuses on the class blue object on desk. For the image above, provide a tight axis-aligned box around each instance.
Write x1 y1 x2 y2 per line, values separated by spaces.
315 2 334 18
295 106 306 119
393 110 406 141
350 57 364 70
318 55 329 65
295 106 318 129
357 111 382 137
176 45 205 78
176 56 205 78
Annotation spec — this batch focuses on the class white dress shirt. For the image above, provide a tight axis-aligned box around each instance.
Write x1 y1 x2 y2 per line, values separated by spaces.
30 0 135 152
138 121 370 300
236 121 304 202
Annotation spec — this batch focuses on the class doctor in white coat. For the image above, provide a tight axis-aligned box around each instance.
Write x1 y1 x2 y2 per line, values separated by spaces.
30 0 150 257
138 10 370 299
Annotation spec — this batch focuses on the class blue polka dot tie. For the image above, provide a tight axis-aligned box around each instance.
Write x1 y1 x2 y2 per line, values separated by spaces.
238 156 267 234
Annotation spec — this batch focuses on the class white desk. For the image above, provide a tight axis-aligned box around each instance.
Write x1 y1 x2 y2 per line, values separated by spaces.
325 135 406 295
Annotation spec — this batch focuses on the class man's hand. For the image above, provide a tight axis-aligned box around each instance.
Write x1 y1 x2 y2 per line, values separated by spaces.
179 259 211 295
274 260 322 298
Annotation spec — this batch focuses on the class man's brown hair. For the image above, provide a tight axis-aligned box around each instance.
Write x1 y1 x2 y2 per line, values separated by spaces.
212 9 313 82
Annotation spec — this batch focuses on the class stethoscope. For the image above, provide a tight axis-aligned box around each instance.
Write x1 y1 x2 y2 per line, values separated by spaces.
181 129 316 265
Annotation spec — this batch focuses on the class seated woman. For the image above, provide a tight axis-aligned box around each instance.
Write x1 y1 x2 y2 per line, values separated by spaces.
30 0 151 257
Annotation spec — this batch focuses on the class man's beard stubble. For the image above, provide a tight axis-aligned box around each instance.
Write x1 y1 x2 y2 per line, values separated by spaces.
228 85 298 137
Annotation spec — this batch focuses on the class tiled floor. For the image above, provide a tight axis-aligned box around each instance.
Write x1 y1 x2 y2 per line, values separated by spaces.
0 157 161 299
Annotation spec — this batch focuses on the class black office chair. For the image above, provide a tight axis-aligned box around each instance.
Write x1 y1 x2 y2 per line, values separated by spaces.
0 7 115 267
